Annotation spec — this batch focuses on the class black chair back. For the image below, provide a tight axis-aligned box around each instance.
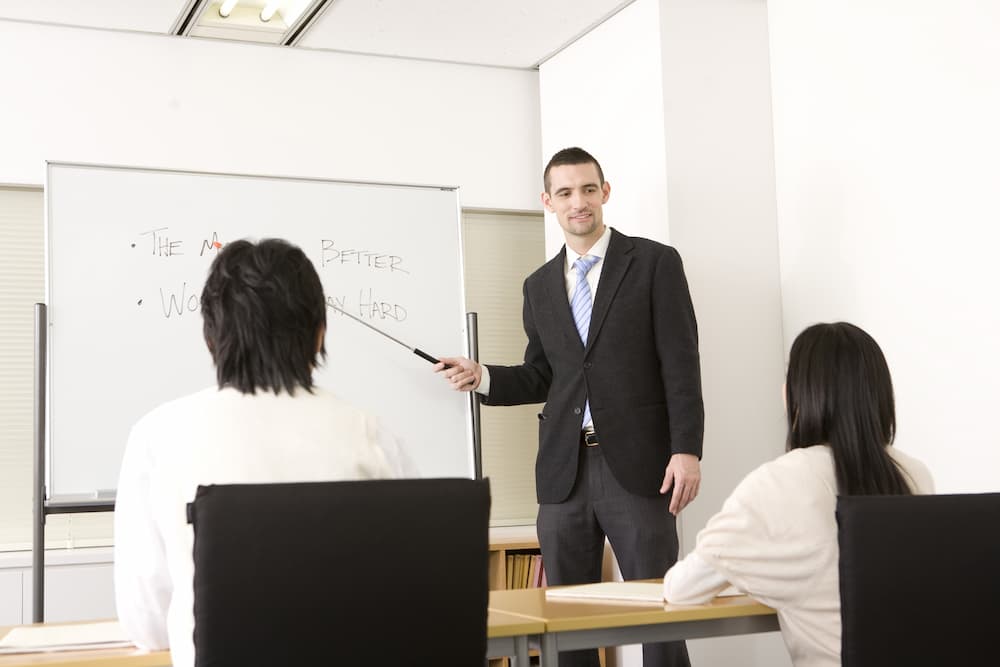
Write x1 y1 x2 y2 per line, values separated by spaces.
188 477 490 667
837 492 1000 667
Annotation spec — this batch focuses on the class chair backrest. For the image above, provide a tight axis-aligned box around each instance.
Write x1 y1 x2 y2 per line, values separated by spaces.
188 477 490 667
836 492 1000 667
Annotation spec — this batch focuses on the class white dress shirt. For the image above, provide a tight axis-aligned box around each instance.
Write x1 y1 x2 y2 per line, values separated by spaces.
114 385 402 667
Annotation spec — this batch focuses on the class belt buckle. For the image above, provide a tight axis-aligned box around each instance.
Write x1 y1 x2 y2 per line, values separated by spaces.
583 429 599 447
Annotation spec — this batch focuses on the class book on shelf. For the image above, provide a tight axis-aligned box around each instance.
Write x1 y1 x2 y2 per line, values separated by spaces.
533 555 545 588
506 551 543 589
526 554 539 589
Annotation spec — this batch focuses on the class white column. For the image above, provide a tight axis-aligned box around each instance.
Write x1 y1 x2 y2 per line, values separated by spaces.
540 1 788 664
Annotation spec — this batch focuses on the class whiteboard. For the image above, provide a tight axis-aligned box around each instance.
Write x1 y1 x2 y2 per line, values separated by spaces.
45 162 473 497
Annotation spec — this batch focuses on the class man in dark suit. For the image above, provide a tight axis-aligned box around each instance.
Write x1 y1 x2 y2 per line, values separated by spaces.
437 147 703 667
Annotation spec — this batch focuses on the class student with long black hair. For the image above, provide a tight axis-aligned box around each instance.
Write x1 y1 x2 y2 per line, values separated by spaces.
663 322 933 667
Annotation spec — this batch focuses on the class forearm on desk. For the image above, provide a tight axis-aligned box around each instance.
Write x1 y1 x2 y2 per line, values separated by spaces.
663 551 729 605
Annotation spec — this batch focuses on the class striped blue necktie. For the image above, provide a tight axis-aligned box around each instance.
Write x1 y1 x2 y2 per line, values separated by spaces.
571 254 600 427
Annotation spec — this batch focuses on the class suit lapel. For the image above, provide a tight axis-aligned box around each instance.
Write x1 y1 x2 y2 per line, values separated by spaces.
542 247 581 349
587 229 633 351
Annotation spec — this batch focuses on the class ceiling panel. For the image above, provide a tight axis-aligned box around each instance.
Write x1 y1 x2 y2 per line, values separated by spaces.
297 0 633 69
0 0 635 69
0 0 184 34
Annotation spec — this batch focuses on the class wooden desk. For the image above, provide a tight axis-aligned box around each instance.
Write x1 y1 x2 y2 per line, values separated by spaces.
486 609 544 666
2 610 544 667
0 650 168 667
489 587 780 667
0 623 169 667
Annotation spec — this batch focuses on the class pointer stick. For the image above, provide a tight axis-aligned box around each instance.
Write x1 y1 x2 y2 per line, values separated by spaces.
331 305 442 365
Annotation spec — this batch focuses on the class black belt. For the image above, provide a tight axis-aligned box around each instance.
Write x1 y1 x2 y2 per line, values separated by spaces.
581 429 599 446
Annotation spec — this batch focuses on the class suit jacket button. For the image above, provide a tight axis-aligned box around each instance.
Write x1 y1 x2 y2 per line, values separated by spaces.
584 362 593 369
573 407 582 415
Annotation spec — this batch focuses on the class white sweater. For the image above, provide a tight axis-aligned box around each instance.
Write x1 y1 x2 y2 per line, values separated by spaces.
113 386 402 667
664 445 934 667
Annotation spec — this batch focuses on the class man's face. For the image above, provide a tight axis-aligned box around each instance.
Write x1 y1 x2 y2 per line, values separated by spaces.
542 162 611 245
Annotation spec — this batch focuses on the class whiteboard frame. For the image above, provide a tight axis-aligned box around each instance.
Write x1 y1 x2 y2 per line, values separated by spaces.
42 160 475 499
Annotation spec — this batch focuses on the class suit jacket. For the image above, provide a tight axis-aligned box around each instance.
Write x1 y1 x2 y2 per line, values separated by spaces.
485 228 703 504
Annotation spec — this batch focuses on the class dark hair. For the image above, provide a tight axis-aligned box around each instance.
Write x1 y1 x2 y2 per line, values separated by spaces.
785 322 913 495
201 238 327 395
543 147 605 193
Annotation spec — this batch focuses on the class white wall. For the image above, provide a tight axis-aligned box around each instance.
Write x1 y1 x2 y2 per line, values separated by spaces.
657 0 786 539
0 549 116 625
0 570 21 625
0 19 541 211
660 2 789 664
539 0 670 249
768 0 1000 493
540 1 789 664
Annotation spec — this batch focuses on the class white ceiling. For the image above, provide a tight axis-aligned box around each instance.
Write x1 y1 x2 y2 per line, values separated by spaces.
0 0 635 69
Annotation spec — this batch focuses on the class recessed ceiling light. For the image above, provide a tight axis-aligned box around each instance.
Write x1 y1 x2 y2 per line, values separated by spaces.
218 0 239 18
174 0 331 46
260 1 281 22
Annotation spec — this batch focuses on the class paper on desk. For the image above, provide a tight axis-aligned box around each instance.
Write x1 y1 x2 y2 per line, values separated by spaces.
0 621 133 654
544 582 744 605
545 582 666 604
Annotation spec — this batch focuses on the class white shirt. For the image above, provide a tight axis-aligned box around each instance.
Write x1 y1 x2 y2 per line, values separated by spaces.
663 445 934 667
478 224 613 423
113 386 402 667
562 224 612 305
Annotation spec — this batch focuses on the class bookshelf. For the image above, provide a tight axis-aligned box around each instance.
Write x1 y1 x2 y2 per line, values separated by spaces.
488 525 612 667
488 525 542 667
489 525 542 591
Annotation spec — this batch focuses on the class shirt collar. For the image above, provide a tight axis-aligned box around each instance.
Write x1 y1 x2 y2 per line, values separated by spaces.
565 225 613 269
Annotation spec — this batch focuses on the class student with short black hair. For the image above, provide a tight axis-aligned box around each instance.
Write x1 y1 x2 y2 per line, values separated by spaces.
200 238 330 395
663 322 934 667
114 238 404 667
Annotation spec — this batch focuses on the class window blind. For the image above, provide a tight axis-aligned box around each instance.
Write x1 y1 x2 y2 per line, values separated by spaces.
0 187 113 551
461 210 545 525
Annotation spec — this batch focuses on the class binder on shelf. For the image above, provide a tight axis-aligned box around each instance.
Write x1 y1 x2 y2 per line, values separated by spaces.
532 555 545 588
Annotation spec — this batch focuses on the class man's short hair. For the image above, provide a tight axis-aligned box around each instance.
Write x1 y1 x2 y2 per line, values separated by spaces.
201 238 327 394
543 147 605 193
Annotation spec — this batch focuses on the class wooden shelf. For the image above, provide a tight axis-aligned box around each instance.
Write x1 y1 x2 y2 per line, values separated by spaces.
488 525 541 666
488 525 610 667
488 525 541 592
489 524 541 551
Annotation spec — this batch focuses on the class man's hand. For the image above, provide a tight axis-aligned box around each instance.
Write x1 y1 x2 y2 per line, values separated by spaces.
433 356 482 392
660 453 701 516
